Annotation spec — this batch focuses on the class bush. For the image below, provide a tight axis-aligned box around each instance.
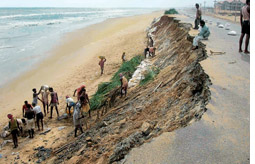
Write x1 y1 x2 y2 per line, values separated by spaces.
164 8 178 15
90 55 144 110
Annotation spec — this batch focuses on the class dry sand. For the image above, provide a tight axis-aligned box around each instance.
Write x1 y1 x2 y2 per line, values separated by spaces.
0 11 163 163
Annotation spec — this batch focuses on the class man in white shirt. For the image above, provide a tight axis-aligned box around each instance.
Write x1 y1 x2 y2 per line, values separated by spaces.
66 96 76 116
32 103 44 131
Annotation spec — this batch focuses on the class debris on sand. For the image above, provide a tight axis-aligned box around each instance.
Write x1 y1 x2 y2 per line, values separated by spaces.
39 128 51 135
34 146 52 163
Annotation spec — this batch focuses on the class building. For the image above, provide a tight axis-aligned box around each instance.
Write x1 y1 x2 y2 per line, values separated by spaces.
216 0 246 11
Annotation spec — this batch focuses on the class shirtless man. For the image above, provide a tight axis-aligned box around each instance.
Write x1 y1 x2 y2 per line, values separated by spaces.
41 90 49 116
239 0 250 54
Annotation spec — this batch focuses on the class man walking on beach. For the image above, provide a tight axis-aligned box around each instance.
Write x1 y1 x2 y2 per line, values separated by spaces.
194 3 202 30
192 20 210 50
24 107 35 138
99 57 106 75
49 87 60 118
22 101 33 117
239 0 250 54
32 103 44 131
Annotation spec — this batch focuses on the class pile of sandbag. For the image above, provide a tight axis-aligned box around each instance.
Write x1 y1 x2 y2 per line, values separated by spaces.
128 59 152 88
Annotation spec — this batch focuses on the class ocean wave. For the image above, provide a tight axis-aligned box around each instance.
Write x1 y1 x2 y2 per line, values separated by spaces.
0 10 125 19
0 45 14 49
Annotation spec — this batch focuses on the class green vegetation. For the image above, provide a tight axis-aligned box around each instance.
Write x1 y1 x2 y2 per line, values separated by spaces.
140 67 160 86
90 55 144 110
164 8 178 15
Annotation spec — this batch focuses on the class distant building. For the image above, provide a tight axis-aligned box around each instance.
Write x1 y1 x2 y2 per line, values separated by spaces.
216 0 246 11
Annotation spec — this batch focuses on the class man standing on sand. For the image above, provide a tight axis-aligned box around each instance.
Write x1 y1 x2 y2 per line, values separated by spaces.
22 101 33 117
41 90 49 116
122 52 126 62
32 103 44 131
73 85 86 101
99 57 106 75
8 114 21 148
239 0 250 54
24 107 35 138
32 88 42 105
73 96 85 137
119 73 128 98
194 3 202 30
192 20 210 50
49 87 60 118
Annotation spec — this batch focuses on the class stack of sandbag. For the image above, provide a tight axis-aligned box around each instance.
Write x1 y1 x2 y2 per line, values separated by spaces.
98 56 105 59
41 85 49 91
128 59 152 88
225 23 230 30
228 31 237 36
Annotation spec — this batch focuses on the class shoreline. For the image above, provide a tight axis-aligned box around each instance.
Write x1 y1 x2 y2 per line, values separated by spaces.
0 9 161 88
0 10 163 127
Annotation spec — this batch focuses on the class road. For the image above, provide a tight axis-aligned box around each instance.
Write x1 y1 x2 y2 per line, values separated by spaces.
124 10 250 164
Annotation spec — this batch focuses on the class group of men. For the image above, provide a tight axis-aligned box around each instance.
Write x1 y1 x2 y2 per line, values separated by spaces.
192 1 250 53
7 86 60 148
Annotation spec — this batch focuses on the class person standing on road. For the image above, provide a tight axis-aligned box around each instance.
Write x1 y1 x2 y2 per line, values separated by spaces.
194 3 202 30
239 0 250 54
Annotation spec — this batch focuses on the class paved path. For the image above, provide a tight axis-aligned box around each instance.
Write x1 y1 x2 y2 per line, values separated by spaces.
124 11 250 164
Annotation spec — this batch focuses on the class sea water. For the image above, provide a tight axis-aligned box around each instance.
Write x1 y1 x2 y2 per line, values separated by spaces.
0 8 158 87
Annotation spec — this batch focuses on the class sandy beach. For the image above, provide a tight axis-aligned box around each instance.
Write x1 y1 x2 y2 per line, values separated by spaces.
0 10 164 163
0 11 163 127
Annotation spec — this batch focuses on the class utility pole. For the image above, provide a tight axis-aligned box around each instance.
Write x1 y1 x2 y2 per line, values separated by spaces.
204 1 206 14
214 0 217 14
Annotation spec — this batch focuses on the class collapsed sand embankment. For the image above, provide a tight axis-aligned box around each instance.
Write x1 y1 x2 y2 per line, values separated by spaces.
44 15 211 164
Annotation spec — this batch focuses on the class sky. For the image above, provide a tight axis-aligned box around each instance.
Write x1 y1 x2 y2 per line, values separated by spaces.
0 0 214 8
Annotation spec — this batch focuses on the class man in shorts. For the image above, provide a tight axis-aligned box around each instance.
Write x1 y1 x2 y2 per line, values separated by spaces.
239 0 250 54
32 103 44 131
24 107 35 138
49 87 60 118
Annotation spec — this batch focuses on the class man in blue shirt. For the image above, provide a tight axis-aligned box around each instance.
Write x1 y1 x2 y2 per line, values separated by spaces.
192 20 210 50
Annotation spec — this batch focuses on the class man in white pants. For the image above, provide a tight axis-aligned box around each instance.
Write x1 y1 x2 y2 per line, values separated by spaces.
192 20 210 50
